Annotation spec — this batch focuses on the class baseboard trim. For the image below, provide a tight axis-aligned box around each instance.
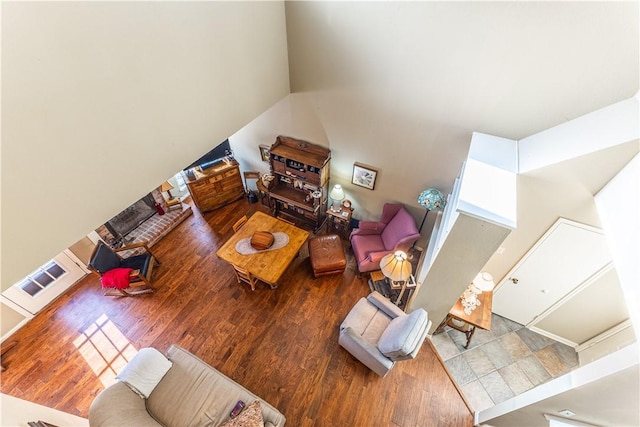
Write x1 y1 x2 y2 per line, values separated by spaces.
426 337 476 418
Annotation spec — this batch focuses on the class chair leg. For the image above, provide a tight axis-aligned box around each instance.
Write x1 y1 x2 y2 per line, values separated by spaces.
123 286 153 296
104 288 129 297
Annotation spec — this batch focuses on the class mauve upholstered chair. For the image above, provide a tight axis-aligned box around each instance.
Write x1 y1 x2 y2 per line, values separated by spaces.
349 203 420 274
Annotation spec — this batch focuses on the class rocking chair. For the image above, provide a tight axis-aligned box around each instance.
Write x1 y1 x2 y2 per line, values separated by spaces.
87 241 159 296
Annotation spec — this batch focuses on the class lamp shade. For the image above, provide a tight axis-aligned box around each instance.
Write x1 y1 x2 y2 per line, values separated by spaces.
329 184 345 201
161 181 174 192
417 188 445 211
472 272 495 292
380 251 412 282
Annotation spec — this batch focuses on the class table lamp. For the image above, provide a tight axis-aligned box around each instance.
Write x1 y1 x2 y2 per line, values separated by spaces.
460 272 495 315
329 184 345 212
161 181 175 199
380 250 412 286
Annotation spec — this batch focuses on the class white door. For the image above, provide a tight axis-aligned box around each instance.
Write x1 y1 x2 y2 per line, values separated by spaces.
2 250 87 315
493 218 612 326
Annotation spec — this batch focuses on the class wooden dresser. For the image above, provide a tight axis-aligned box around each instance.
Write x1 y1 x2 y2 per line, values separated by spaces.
268 136 331 231
183 160 244 212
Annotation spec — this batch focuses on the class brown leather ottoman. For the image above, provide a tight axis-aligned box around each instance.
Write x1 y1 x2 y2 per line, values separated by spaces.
308 234 347 278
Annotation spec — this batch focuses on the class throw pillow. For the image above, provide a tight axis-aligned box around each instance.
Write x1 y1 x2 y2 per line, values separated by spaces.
377 309 429 358
116 348 173 398
220 400 264 427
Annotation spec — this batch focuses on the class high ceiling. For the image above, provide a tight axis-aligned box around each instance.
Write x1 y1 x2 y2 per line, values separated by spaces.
284 1 639 278
286 1 639 141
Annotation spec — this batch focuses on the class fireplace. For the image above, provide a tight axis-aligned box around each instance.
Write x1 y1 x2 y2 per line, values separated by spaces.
104 193 157 245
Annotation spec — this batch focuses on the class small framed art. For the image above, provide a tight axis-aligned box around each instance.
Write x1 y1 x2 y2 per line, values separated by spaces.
259 145 270 162
352 163 377 190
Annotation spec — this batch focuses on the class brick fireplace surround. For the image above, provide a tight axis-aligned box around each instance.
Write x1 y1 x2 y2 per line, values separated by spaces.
96 189 193 253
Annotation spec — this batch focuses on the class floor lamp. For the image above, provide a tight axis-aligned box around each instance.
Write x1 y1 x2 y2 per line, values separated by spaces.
417 188 446 233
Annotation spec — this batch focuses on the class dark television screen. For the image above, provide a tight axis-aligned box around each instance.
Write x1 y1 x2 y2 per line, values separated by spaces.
184 139 232 170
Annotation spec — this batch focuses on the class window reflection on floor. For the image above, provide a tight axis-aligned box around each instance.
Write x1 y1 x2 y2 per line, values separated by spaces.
73 314 138 387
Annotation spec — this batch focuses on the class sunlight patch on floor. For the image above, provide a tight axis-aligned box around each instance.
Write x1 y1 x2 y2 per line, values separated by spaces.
73 313 137 387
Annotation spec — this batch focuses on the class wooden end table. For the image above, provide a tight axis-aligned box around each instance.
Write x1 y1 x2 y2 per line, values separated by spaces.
368 270 417 311
434 291 493 348
326 206 353 239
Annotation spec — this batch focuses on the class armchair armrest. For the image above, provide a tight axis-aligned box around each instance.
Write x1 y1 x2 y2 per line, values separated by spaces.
366 292 405 319
338 327 394 377
351 221 385 236
115 241 151 252
366 250 391 264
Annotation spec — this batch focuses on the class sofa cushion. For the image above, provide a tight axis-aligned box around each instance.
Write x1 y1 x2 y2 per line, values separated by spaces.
147 345 286 427
89 382 162 427
377 309 429 358
219 400 264 427
341 297 392 344
116 348 173 398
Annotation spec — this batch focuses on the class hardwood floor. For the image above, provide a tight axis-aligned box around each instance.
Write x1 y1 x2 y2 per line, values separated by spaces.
1 198 473 426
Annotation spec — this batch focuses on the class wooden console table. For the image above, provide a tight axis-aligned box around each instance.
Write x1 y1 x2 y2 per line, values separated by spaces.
434 291 493 348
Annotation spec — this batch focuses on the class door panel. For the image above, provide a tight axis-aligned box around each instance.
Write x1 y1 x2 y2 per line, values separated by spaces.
493 219 612 326
534 265 628 344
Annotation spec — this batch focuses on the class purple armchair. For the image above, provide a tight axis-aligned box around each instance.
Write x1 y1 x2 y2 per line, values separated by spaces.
350 203 420 274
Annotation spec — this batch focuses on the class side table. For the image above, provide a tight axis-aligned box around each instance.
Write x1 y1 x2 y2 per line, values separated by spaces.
434 291 493 348
368 270 416 311
326 206 353 239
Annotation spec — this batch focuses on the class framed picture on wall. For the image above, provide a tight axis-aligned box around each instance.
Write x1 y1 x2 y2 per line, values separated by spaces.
352 163 378 190
259 145 270 162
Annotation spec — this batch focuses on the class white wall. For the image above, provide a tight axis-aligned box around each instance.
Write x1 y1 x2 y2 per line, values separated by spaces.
595 154 640 337
1 393 88 426
519 97 640 173
229 93 330 182
483 101 639 288
479 344 639 427
284 1 638 243
1 1 290 290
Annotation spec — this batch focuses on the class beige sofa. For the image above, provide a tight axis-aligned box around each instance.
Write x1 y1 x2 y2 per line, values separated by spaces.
89 345 286 427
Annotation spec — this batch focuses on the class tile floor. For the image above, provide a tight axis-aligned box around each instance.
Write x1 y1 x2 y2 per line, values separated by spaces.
431 313 579 412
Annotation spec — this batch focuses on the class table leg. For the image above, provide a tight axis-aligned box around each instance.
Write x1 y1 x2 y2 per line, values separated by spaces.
464 326 476 349
434 315 451 335
395 284 407 306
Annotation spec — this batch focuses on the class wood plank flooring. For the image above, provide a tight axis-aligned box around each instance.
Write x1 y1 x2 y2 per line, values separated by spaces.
1 198 473 426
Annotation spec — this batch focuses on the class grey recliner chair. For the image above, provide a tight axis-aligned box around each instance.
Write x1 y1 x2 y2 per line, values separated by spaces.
339 292 432 377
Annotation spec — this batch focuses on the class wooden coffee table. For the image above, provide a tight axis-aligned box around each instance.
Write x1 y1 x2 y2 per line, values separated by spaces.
216 211 309 288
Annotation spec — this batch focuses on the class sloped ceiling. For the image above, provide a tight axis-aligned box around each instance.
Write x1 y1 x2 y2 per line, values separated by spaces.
485 139 640 282
286 1 638 140
285 0 639 272
285 2 638 205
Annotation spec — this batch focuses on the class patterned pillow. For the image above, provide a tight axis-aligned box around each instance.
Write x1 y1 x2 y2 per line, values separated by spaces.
219 400 264 427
